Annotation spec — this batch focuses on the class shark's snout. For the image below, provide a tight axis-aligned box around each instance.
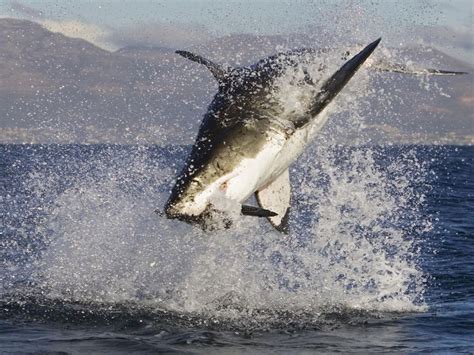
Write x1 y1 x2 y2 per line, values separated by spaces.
164 201 179 219
164 201 198 224
164 192 208 223
164 198 235 231
164 195 191 220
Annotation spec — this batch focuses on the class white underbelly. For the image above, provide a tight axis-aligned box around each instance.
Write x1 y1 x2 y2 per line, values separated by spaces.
191 109 330 212
223 128 310 202
224 108 330 201
224 140 282 202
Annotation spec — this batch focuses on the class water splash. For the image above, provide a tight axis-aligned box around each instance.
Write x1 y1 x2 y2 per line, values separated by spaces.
9 142 427 325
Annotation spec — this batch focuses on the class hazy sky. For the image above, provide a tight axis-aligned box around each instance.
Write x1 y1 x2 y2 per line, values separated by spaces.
1 0 473 61
1 0 472 29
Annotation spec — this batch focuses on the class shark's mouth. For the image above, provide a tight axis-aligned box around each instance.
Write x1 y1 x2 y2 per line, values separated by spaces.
166 201 280 231
165 202 234 230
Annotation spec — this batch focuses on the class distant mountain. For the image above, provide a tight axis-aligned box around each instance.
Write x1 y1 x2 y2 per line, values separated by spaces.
0 18 472 144
116 45 176 56
0 18 214 144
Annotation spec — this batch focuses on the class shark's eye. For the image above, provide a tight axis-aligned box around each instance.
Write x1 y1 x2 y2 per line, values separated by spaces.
190 179 202 187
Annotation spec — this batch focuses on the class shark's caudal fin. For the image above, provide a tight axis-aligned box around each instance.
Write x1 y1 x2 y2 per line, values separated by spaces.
293 38 382 128
175 50 228 81
371 61 468 76
256 169 291 234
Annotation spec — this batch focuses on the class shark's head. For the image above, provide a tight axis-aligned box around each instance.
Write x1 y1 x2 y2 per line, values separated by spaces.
164 168 211 222
164 178 234 230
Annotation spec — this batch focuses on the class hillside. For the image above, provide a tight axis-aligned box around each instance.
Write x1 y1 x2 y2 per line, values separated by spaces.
0 18 472 144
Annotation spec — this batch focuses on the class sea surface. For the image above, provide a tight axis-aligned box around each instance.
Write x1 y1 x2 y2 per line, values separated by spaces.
0 144 473 353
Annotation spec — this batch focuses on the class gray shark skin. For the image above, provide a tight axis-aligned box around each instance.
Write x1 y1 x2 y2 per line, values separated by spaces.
164 39 383 232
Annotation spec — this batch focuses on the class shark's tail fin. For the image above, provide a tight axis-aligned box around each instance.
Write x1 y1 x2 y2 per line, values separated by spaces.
293 38 382 128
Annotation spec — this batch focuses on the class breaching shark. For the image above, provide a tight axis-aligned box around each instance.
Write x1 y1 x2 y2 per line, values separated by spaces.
163 38 466 232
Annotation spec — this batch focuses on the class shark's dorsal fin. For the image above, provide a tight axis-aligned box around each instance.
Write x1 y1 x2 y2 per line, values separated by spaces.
176 50 228 82
256 169 291 233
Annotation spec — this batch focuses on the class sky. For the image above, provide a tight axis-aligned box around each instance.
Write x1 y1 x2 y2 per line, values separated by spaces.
0 0 473 61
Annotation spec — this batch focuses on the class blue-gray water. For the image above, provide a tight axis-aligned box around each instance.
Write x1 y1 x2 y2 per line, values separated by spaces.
1 144 473 353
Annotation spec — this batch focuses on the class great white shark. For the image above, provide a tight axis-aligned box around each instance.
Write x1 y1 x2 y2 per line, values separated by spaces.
163 38 466 232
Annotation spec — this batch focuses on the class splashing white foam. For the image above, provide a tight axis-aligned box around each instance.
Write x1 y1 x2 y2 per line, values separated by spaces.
30 142 428 319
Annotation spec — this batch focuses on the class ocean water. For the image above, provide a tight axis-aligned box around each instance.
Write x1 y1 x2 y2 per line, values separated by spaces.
0 143 472 353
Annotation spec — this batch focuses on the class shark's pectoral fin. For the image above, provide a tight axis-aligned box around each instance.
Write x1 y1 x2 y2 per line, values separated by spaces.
241 205 278 217
256 169 291 233
372 60 468 76
175 50 228 81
